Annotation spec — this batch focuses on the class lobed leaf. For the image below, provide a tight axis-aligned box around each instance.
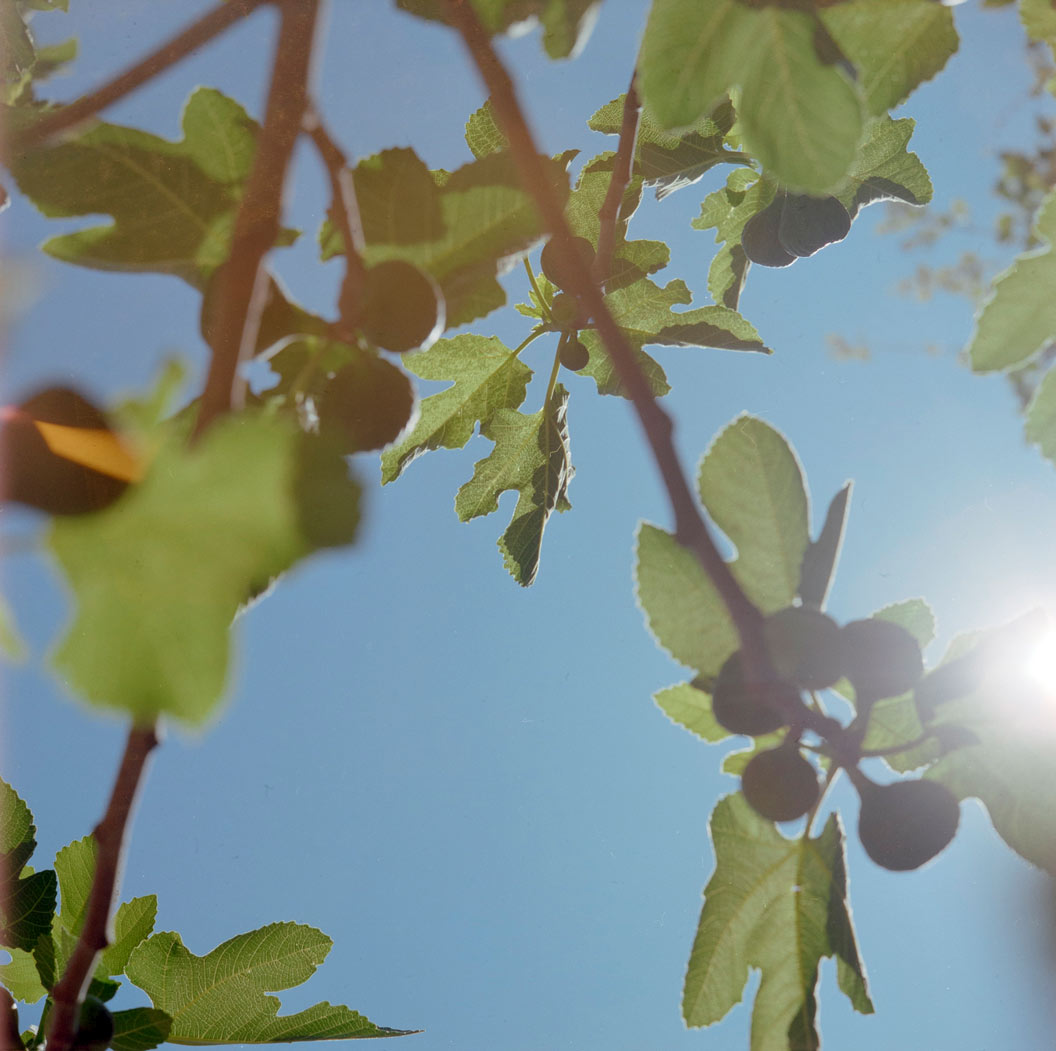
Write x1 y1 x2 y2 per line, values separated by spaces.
697 416 809 614
125 923 415 1042
380 334 532 484
464 99 508 159
1025 366 1056 465
455 385 573 586
0 779 56 955
11 88 260 286
798 482 852 611
653 681 730 743
110 1008 173 1051
639 0 863 193
683 795 872 1045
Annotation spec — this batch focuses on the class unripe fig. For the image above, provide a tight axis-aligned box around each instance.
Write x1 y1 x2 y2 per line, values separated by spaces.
559 337 589 372
73 995 114 1051
856 778 959 871
840 618 923 702
741 194 796 268
777 193 851 257
710 651 800 736
317 356 415 453
356 260 445 354
550 292 582 329
741 743 820 822
763 607 843 690
540 236 595 291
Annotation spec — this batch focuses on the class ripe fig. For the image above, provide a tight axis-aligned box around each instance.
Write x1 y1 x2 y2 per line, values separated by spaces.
840 618 923 702
540 235 595 291
73 995 114 1051
741 743 820 822
741 194 796 268
856 778 960 871
356 260 445 354
0 387 139 515
777 193 851 257
317 355 415 453
710 651 800 736
559 336 589 372
763 607 843 690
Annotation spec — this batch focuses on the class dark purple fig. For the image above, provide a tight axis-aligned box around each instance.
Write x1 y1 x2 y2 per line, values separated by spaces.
778 193 851 258
741 194 796 268
711 651 800 736
857 778 960 871
840 618 924 702
763 607 843 691
355 260 445 354
559 337 589 372
741 743 820 822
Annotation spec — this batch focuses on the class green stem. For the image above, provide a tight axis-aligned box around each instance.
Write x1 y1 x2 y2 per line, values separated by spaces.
543 334 566 408
804 763 840 838
512 327 546 359
523 259 552 323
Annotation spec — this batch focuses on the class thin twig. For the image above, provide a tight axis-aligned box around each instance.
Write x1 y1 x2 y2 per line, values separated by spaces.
9 0 267 155
442 0 768 675
193 0 321 438
592 74 641 286
804 763 840 838
45 724 160 1051
302 103 368 323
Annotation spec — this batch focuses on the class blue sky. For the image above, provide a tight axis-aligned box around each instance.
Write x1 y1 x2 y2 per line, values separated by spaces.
4 2 1056 1049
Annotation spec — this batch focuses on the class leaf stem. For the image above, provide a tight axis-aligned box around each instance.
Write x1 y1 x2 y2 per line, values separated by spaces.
593 72 641 286
443 0 769 676
302 102 368 307
804 763 840 838
512 327 546 359
193 0 321 439
8 0 268 155
544 334 566 407
45 723 161 1051
522 258 552 322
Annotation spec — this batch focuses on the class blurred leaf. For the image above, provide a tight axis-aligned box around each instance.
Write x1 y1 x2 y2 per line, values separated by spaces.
1025 364 1056 464
125 924 416 1042
455 385 573 586
395 0 598 58
682 796 873 1039
381 334 532 484
820 0 958 116
0 779 55 954
1021 0 1056 63
967 186 1056 372
11 88 262 286
0 593 25 662
698 415 809 613
639 0 863 192
653 681 730 742
49 413 359 726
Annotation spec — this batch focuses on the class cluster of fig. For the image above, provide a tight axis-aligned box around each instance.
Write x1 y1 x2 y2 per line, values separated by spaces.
712 607 962 871
540 236 594 372
741 189 851 268
338 258 446 355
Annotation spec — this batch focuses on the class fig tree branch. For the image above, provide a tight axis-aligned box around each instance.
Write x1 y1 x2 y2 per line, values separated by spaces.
442 0 769 675
0 988 20 1051
194 0 321 438
592 73 641 286
44 724 160 1051
10 0 268 155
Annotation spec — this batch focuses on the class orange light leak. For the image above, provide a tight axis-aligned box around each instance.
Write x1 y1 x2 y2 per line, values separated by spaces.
32 420 143 482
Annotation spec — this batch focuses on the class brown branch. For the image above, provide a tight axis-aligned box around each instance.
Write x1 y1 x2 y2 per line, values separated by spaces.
443 0 769 674
592 73 641 286
9 0 268 155
45 724 160 1051
302 104 368 318
0 987 21 1051
193 0 321 439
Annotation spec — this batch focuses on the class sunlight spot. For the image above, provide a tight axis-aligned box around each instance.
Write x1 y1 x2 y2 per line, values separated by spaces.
1025 624 1056 695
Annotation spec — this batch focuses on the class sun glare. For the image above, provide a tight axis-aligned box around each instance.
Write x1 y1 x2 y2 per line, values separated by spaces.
1024 623 1056 695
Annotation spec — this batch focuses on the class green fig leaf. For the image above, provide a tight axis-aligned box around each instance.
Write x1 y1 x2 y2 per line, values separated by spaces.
0 779 55 955
653 681 730 742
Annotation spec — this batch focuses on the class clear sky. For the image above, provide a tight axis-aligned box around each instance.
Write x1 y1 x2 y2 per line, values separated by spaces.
4 2 1056 1049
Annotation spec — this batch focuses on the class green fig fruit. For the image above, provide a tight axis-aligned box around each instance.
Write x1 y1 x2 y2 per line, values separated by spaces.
317 355 415 453
559 337 589 371
72 995 114 1051
550 292 582 329
356 260 445 354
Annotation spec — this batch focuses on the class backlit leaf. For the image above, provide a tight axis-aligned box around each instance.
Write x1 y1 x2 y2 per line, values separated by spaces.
455 386 573 586
654 681 729 743
125 924 414 1042
683 795 872 1043
639 0 863 192
0 779 55 955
